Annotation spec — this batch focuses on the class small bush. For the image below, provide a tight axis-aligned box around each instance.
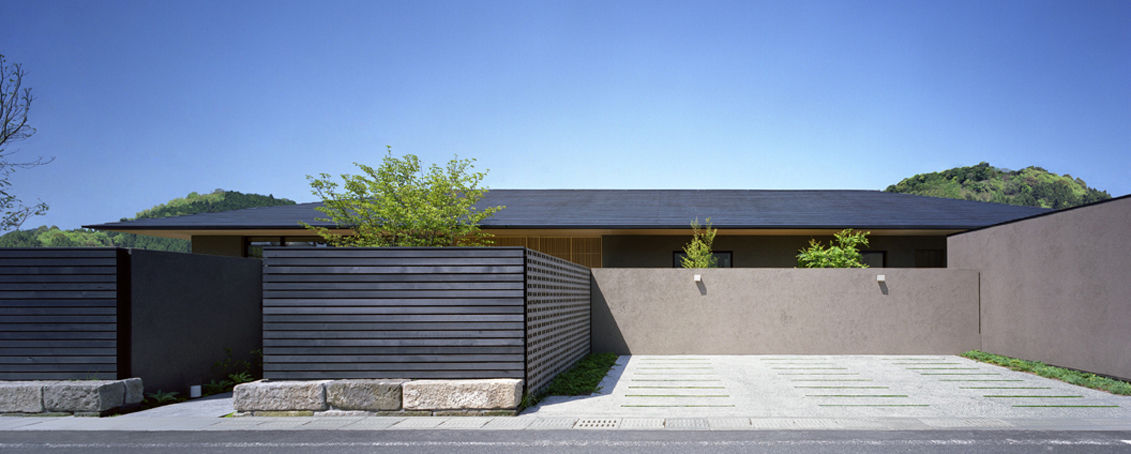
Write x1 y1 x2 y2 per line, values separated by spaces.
796 229 870 268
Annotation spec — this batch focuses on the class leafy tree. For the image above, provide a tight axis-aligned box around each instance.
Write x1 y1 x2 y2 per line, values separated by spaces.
680 218 718 268
0 54 51 232
796 229 870 268
885 162 1110 209
304 146 503 247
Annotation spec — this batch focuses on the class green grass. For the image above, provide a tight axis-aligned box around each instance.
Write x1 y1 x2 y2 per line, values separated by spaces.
961 350 1131 395
543 353 620 396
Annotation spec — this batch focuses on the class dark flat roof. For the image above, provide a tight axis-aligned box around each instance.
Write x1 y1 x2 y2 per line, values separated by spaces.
84 189 1051 231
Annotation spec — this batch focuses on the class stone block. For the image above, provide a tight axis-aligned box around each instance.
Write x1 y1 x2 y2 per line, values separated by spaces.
123 378 144 405
325 379 406 411
43 381 125 413
0 382 44 413
232 380 328 412
402 379 522 410
252 410 314 417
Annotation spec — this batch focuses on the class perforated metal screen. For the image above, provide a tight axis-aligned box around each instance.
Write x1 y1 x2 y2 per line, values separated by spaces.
524 249 592 395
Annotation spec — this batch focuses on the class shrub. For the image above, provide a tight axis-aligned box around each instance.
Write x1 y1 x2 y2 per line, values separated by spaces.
680 218 718 268
796 229 870 268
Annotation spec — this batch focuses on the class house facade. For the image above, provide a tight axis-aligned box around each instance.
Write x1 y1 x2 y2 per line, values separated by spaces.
86 189 1048 268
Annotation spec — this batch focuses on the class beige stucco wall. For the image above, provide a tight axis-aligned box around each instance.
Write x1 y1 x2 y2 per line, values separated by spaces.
602 235 947 268
591 268 980 354
949 197 1131 380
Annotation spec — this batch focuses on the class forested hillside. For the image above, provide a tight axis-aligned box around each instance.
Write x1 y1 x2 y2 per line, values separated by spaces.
0 190 296 251
885 162 1111 209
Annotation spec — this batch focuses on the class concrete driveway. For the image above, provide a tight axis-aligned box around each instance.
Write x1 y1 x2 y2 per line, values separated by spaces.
525 355 1131 425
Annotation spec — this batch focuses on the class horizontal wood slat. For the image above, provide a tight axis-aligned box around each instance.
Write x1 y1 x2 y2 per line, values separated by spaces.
0 249 121 379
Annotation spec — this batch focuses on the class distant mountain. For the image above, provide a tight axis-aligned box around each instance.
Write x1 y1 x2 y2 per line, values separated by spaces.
0 189 296 251
885 162 1111 209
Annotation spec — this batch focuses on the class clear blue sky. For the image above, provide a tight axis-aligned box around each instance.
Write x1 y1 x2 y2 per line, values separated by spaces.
2 0 1128 230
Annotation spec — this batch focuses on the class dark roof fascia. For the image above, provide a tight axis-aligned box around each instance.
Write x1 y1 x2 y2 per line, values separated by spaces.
946 194 1131 238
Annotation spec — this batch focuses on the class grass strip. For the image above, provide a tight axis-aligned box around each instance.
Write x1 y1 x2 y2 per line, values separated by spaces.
819 404 929 407
625 394 729 398
790 379 873 382
634 373 718 376
637 367 713 370
984 395 1082 398
628 386 725 389
880 358 946 361
906 367 978 370
771 367 848 370
891 363 960 365
621 405 735 408
959 387 1051 390
920 373 999 376
1012 405 1119 408
962 350 1131 396
938 379 1022 382
795 386 888 389
806 394 908 398
778 373 859 375
542 352 619 396
629 379 721 382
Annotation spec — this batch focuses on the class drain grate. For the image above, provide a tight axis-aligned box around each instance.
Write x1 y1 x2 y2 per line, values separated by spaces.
574 418 620 429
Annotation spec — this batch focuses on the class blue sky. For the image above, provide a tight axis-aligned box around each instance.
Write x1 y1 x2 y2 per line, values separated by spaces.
1 0 1128 230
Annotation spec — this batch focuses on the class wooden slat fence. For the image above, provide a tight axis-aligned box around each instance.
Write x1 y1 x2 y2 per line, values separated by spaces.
262 247 591 394
0 248 123 380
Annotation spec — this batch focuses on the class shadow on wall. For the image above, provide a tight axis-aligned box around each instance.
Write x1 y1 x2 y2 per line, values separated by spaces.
590 274 630 355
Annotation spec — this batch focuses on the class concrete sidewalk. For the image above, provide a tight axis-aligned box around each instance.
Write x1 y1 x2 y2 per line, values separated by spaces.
1 355 1127 432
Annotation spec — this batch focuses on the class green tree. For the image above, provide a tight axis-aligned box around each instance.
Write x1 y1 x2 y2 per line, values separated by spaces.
680 218 718 268
885 162 1110 209
796 229 870 268
0 54 51 232
304 146 503 247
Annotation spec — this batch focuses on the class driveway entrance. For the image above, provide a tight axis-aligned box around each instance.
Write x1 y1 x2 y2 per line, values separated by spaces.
525 355 1131 427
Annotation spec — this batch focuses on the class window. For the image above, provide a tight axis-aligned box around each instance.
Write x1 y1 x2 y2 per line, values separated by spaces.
672 251 733 268
860 251 886 268
914 249 946 268
244 236 327 258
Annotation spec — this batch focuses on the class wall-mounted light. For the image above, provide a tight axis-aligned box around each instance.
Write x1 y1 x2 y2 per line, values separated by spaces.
876 274 886 283
694 274 702 283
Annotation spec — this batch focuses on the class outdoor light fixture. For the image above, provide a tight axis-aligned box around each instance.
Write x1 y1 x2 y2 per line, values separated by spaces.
190 385 202 399
876 274 886 283
694 274 702 283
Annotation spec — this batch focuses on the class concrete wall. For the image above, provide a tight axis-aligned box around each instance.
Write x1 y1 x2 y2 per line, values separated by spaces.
591 268 980 354
602 235 946 268
949 196 1131 380
130 249 262 393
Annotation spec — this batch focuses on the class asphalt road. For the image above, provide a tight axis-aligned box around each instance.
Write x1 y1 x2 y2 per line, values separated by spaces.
1 430 1130 453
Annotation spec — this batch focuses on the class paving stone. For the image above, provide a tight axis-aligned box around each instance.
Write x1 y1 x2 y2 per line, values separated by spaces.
233 380 328 412
325 380 405 411
436 417 492 429
665 418 709 430
0 382 43 413
480 417 535 430
525 417 577 430
43 381 125 413
389 417 446 429
618 418 664 429
402 379 522 410
339 417 405 430
708 417 752 429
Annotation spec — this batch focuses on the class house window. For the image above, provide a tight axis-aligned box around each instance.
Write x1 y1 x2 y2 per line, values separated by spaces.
914 249 946 268
860 251 886 268
672 251 733 268
245 236 327 258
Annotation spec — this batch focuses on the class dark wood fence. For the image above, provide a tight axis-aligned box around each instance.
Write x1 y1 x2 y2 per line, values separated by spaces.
261 247 591 394
0 249 123 380
0 248 261 392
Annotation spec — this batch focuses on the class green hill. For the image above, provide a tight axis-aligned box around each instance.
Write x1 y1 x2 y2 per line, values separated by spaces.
0 189 296 251
885 162 1111 209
